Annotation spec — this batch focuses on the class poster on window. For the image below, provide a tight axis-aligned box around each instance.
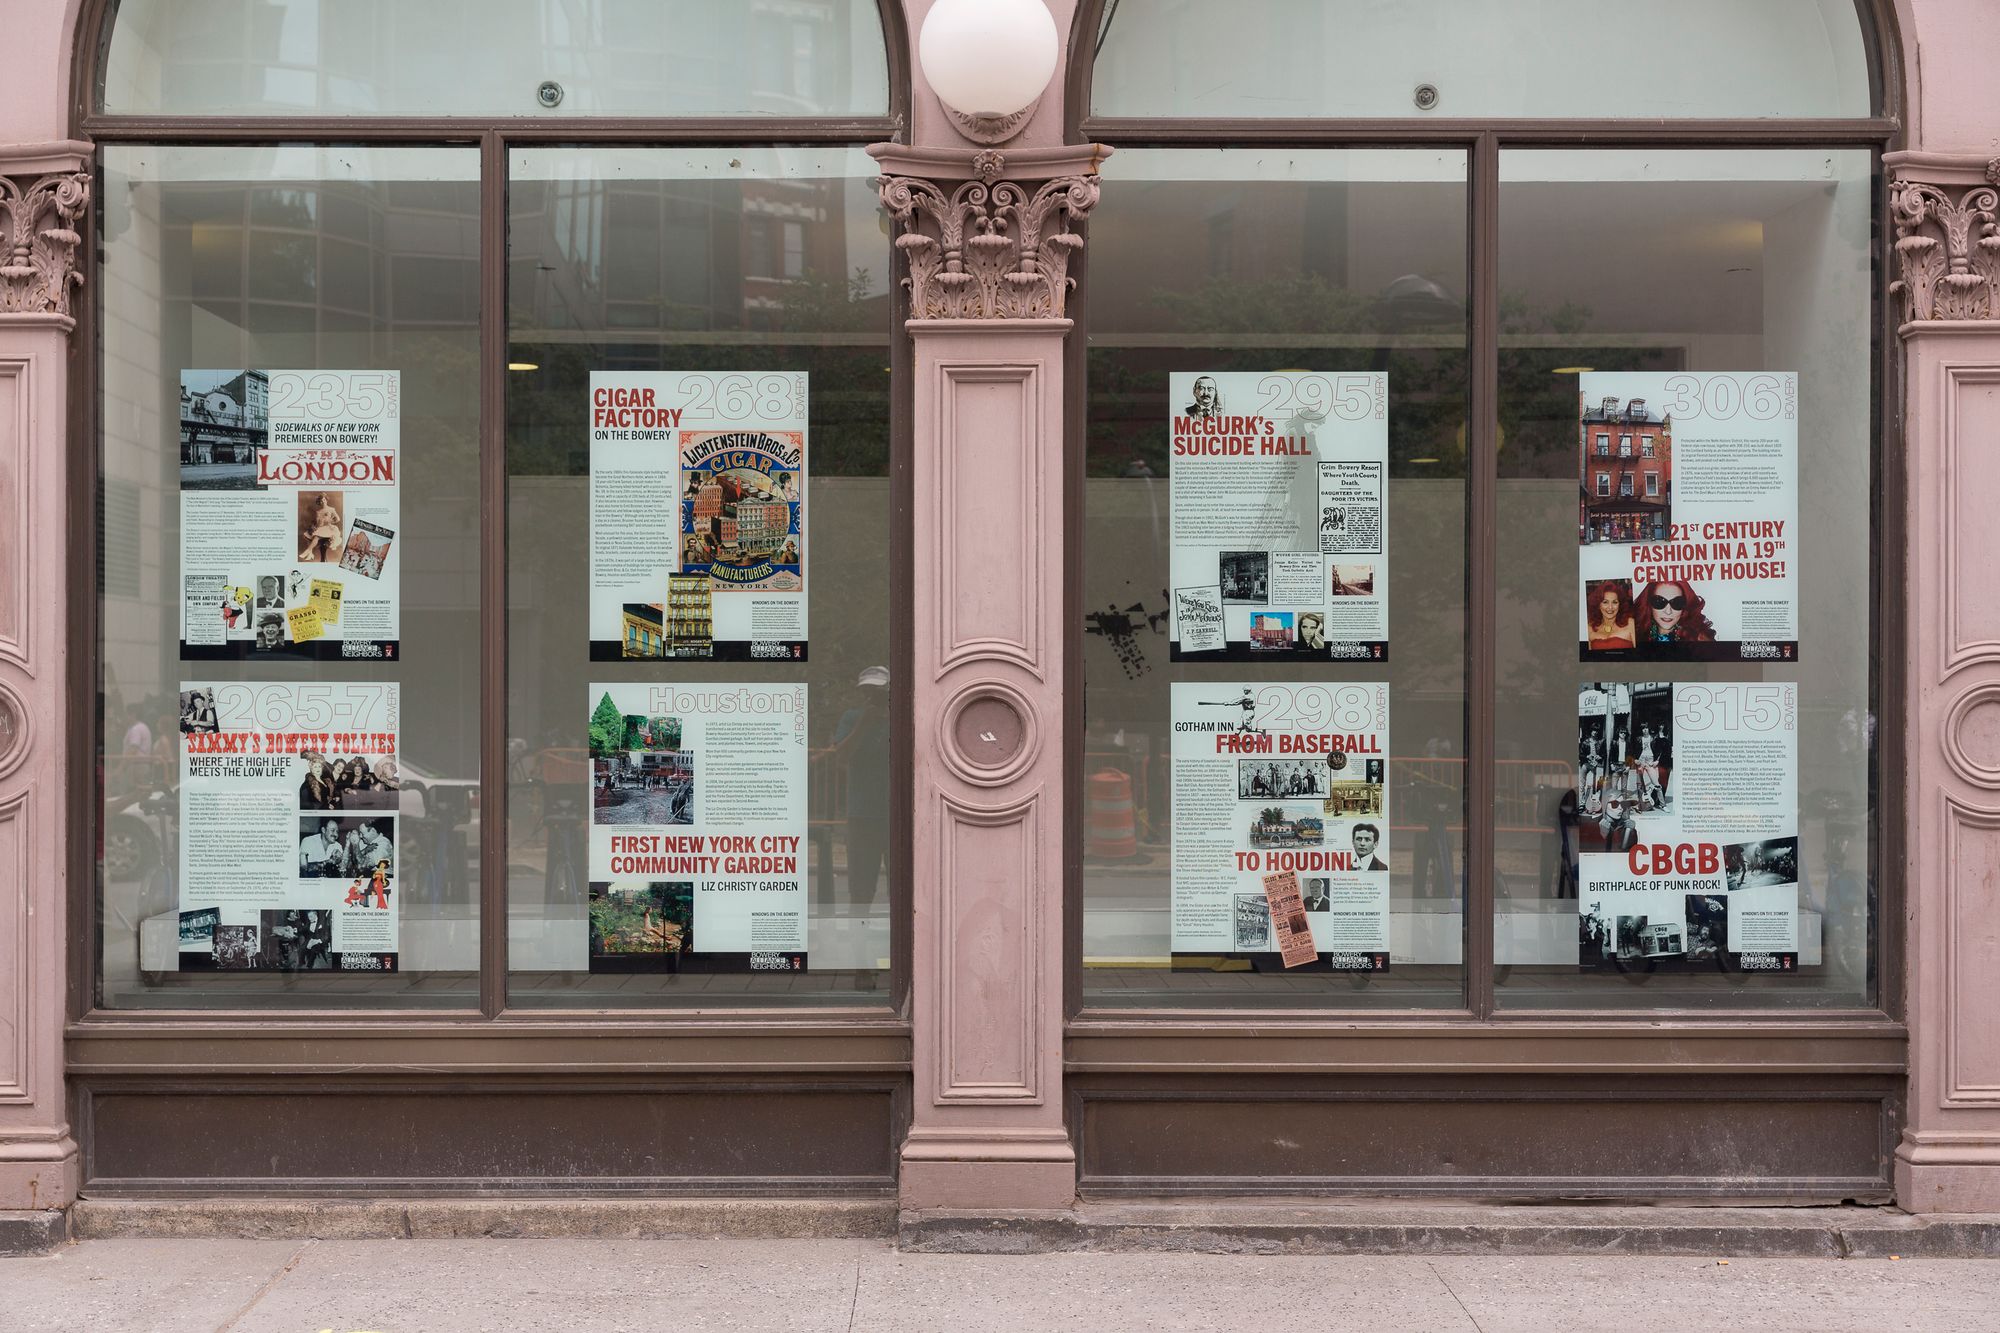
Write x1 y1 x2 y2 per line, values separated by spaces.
586 682 807 971
178 370 400 661
1577 371 1797 662
175 681 401 972
588 372 807 662
1575 681 1799 972
1168 372 1389 662
1170 681 1391 971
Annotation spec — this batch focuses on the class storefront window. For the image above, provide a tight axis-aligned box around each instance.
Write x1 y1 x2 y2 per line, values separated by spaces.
101 0 890 119
97 146 483 1007
504 148 895 1006
1091 0 1870 120
1494 150 1876 1009
1080 149 1470 1008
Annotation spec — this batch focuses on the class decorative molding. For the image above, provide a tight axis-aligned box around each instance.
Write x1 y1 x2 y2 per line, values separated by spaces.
941 90 1043 147
932 359 1046 678
1942 796 2000 1108
1940 363 2000 676
936 679 1042 788
1890 159 2000 327
878 174 1099 321
934 790 1043 1106
0 166 90 324
0 791 32 1104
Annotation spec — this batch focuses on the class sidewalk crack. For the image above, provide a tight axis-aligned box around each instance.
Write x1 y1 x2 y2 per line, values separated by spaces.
1427 1260 1488 1333
216 1238 315 1333
845 1257 862 1333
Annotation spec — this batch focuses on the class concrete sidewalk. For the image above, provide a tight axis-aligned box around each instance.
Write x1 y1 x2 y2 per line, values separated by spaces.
10 1238 2000 1333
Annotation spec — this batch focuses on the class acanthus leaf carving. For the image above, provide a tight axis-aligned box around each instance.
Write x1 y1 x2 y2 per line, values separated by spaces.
878 173 1099 321
0 169 90 322
1890 160 2000 327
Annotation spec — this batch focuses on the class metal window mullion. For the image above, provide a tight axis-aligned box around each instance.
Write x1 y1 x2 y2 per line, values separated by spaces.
478 130 509 1018
1465 133 1500 1019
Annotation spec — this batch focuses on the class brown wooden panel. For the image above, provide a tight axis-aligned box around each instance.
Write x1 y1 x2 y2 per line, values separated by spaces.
83 1082 900 1194
1076 1078 1895 1199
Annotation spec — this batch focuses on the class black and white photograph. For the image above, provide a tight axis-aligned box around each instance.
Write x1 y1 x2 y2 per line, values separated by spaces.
1232 892 1270 949
258 908 334 971
299 754 402 811
1685 893 1727 962
177 906 218 948
1350 821 1387 871
254 573 285 611
1185 375 1222 419
1218 550 1270 604
178 369 268 490
297 815 395 877
1725 836 1799 890
252 611 287 653
1247 806 1324 849
178 688 218 734
1579 899 1612 961
211 924 259 969
1577 681 1673 851
1236 757 1328 799
287 568 310 602
1301 878 1332 912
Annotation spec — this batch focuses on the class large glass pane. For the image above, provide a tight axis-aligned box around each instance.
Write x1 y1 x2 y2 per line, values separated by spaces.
1082 149 1469 1008
103 0 889 118
1493 149 1875 1009
1093 0 1870 120
506 147 895 1007
99 145 482 1008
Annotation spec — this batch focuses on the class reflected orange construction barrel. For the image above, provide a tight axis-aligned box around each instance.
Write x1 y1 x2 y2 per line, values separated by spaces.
1087 769 1138 859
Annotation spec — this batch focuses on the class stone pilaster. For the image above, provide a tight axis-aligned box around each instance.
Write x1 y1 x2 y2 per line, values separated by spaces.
1889 150 2000 1212
0 140 89 1226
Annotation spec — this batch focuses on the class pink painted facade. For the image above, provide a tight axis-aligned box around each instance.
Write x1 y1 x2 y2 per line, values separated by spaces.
2 0 2000 1226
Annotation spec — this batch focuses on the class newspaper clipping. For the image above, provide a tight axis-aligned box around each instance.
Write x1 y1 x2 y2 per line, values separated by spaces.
1578 371 1799 663
1575 680 1800 972
176 681 401 972
1169 372 1389 662
587 682 808 972
179 370 401 661
588 372 808 662
1171 681 1391 971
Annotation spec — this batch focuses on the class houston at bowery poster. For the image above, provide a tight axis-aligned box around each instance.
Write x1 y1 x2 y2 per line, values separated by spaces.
1577 371 1798 663
588 372 807 662
179 369 401 661
1170 681 1391 971
587 682 808 972
1575 680 1799 973
176 681 401 972
1168 371 1389 663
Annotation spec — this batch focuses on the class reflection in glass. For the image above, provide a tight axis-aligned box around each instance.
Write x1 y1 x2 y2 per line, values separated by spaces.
506 148 895 1007
1081 149 1469 1009
1493 150 1875 1008
98 146 483 1008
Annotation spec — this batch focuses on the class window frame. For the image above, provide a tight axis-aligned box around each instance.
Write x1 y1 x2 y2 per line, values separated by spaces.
64 0 916 1035
1061 0 1907 1030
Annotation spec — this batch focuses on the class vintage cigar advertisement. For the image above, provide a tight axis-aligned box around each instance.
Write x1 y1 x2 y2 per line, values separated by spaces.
178 370 400 661
1169 371 1389 662
1578 371 1798 663
1576 681 1800 972
587 682 808 972
588 372 807 662
176 681 401 972
1260 869 1320 968
1170 681 1391 971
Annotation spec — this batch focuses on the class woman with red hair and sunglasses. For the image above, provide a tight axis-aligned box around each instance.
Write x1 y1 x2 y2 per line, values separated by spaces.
1634 580 1717 645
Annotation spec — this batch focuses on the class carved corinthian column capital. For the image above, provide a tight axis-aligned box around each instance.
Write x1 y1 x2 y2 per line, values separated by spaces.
1886 153 2000 330
0 142 93 329
868 143 1109 322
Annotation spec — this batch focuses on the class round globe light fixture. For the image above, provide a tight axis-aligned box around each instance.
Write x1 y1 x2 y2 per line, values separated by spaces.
919 0 1060 144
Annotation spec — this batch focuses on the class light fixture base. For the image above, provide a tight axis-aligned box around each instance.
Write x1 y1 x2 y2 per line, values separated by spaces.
942 91 1043 146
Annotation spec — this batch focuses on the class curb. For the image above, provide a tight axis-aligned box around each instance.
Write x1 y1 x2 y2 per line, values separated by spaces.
69 1198 898 1242
896 1204 2000 1258
0 1210 70 1257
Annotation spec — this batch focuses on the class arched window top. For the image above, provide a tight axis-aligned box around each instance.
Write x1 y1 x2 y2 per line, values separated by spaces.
99 0 892 119
1090 0 1874 121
